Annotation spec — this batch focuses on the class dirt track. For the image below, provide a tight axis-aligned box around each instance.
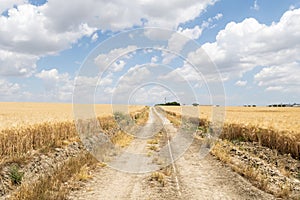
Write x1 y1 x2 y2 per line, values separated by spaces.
68 107 276 200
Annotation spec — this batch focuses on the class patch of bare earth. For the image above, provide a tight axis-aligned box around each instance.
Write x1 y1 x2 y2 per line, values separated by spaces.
68 107 275 200
176 140 276 200
211 140 300 199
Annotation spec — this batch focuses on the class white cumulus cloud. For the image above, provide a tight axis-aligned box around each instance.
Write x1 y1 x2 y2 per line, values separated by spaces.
191 8 300 92
254 62 300 93
0 0 216 78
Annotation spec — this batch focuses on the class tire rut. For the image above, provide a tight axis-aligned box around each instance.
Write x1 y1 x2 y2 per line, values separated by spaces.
68 107 276 200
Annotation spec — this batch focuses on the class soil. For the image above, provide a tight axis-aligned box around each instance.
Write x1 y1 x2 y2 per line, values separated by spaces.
213 140 300 198
68 107 276 200
0 142 83 199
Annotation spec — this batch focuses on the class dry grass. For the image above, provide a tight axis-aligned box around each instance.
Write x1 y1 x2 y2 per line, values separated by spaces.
148 145 159 152
130 106 150 125
9 151 98 200
147 138 159 145
211 140 293 198
150 172 166 186
110 130 134 148
74 164 93 182
160 106 300 158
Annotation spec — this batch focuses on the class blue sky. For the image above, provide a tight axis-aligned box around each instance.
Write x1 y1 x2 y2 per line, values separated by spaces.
0 0 299 106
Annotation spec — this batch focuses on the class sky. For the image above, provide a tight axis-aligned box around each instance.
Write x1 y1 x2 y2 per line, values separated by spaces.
0 0 300 106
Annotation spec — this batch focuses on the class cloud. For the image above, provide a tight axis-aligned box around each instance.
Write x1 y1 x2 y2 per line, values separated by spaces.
235 80 247 86
251 0 260 11
130 85 177 105
213 13 223 20
177 26 202 40
0 79 20 95
289 5 296 10
160 8 300 95
162 13 223 65
193 8 300 88
151 56 158 63
99 73 114 86
36 69 73 101
140 0 216 28
111 64 198 105
162 25 203 64
173 26 202 49
0 49 37 76
42 0 216 31
112 60 126 72
91 32 98 42
201 13 223 29
265 86 284 91
0 0 216 78
0 4 95 77
73 73 117 103
0 4 95 55
0 0 26 14
36 69 60 81
160 62 202 83
254 62 300 93
0 78 32 101
94 46 137 72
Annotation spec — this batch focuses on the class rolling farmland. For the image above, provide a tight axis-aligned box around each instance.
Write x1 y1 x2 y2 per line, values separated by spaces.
1 104 300 199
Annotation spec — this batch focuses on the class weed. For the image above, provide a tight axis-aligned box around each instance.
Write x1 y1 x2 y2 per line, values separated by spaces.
75 164 92 182
9 164 24 185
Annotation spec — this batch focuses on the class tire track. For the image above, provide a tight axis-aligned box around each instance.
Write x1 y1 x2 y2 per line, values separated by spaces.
68 107 276 200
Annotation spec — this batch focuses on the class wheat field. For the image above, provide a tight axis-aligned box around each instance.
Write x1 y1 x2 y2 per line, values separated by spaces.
161 106 300 133
0 102 145 130
0 102 146 164
160 106 300 158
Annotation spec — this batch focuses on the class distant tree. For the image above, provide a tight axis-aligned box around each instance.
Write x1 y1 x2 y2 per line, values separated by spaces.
155 101 180 106
192 103 199 106
165 101 180 106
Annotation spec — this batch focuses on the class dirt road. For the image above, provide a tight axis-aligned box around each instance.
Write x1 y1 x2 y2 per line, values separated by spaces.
68 107 275 200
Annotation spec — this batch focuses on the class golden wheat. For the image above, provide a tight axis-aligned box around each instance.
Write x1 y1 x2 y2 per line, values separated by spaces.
0 103 147 164
161 106 300 133
160 106 300 158
0 102 145 130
